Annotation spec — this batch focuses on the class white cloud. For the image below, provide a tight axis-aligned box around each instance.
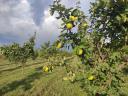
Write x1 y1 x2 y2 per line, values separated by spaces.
37 8 61 47
0 0 38 44
0 0 95 47
0 0 61 47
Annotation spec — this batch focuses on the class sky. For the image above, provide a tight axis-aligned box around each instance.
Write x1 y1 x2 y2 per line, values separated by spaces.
0 0 95 48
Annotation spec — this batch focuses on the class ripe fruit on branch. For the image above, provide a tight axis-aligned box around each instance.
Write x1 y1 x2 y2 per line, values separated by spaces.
78 48 83 55
69 16 78 21
82 22 88 28
56 42 63 48
74 46 84 56
66 23 73 29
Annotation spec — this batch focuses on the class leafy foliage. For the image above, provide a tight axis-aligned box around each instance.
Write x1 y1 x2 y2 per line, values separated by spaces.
39 41 59 58
0 0 127 95
0 33 37 64
90 0 128 49
50 0 128 96
50 0 92 64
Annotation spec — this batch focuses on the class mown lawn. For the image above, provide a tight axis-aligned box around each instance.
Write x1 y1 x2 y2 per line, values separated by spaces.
0 57 87 96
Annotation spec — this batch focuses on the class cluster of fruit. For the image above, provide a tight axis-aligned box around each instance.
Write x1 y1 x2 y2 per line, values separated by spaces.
66 16 78 29
56 14 88 56
43 65 54 72
56 45 86 61
66 16 88 29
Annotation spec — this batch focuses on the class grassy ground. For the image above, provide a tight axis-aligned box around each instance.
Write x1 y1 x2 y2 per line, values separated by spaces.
0 57 87 96
0 55 128 96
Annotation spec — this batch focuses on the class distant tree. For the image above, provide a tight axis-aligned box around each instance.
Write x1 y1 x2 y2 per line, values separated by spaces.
0 32 37 73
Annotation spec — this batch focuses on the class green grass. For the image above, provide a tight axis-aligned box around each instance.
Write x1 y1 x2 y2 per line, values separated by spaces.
0 56 127 96
0 57 87 96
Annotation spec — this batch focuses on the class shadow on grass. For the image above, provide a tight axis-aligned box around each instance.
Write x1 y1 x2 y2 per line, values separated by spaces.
0 71 45 95
35 66 43 71
0 61 44 74
0 63 12 67
123 67 128 75
0 66 21 74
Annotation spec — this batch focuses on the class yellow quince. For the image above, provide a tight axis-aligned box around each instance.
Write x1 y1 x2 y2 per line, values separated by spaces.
43 66 49 72
56 42 62 48
66 23 73 29
88 75 95 81
78 49 83 55
69 16 78 21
